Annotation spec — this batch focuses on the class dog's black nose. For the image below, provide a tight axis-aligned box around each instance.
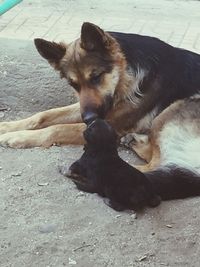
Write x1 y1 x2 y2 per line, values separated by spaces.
82 112 98 125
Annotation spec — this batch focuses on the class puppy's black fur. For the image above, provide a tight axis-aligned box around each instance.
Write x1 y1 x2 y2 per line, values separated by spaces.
66 119 161 211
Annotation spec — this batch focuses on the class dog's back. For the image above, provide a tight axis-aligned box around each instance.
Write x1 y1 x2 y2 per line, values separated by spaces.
111 32 200 117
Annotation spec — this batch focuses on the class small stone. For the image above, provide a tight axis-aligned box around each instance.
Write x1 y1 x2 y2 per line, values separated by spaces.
39 224 56 233
0 167 2 170
0 112 4 118
89 222 92 225
121 242 127 248
109 233 115 236
76 191 85 197
130 213 137 220
10 172 22 177
37 182 49 186
138 255 147 262
0 107 9 111
68 258 77 265
115 214 121 218
166 224 173 228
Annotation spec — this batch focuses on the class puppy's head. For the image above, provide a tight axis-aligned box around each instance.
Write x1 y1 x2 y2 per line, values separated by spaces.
83 119 118 149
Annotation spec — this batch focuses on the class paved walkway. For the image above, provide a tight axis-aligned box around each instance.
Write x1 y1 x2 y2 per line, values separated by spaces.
0 0 200 52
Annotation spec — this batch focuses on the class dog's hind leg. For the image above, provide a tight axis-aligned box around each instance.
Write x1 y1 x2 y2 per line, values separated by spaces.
0 123 86 148
134 145 160 172
121 133 152 162
0 102 81 135
120 130 161 172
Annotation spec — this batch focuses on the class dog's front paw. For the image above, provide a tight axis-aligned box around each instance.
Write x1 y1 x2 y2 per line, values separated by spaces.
0 121 16 135
0 130 49 148
0 131 27 148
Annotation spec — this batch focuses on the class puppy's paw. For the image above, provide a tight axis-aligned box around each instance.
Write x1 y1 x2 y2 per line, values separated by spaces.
148 195 161 208
103 198 125 211
75 182 97 194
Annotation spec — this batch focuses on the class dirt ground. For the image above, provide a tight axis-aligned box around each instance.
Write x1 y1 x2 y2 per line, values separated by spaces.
1 38 200 267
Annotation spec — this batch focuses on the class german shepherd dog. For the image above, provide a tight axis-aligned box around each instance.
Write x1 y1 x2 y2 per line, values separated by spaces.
0 22 200 186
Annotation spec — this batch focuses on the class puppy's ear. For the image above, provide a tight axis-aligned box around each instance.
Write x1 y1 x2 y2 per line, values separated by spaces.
81 22 110 51
34 38 66 64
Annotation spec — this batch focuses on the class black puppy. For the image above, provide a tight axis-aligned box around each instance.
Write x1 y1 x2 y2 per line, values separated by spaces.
62 119 161 211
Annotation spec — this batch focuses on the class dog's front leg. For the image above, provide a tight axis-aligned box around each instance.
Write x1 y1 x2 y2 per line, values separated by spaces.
0 123 86 148
0 102 81 135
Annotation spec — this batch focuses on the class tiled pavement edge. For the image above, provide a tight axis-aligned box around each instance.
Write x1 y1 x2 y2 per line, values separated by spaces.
0 0 200 52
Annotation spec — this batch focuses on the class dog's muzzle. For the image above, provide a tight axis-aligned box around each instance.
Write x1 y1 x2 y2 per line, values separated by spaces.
82 111 98 125
81 95 113 125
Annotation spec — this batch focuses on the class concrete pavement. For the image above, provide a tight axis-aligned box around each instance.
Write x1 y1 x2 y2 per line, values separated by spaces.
1 2 200 266
0 0 200 52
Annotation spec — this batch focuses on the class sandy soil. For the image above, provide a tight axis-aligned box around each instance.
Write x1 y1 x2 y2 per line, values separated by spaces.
0 38 200 267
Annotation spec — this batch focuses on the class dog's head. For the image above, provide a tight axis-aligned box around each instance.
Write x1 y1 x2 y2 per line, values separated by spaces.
83 119 118 149
34 22 126 124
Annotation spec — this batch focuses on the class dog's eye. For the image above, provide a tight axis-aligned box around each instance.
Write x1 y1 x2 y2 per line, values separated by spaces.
68 79 80 92
90 72 104 85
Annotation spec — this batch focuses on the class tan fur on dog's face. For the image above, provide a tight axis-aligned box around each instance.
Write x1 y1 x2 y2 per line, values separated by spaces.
34 22 127 120
60 39 116 115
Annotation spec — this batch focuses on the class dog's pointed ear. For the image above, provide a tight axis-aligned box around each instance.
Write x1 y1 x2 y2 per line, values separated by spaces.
81 22 110 51
34 38 66 63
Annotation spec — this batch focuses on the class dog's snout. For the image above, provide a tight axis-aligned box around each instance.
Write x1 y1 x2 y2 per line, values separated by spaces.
82 112 98 125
